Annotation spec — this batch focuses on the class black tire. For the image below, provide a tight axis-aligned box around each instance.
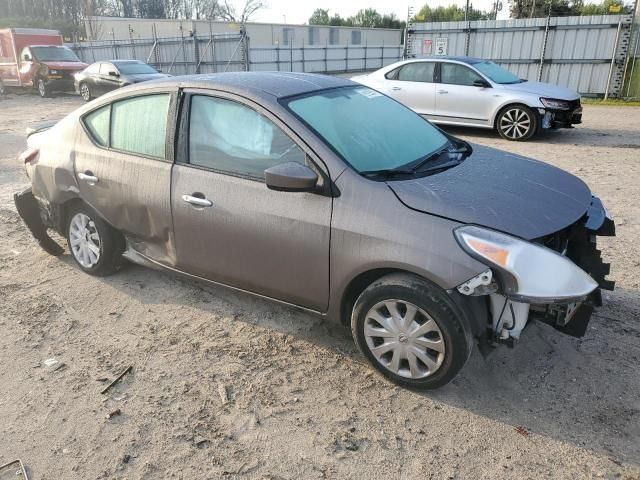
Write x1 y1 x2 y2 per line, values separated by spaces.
496 104 538 141
351 273 473 390
80 82 92 102
0 79 5 96
37 77 50 98
65 203 125 276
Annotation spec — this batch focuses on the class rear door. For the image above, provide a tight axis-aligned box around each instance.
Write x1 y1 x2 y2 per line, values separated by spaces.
98 62 120 94
170 90 332 311
383 62 436 116
74 90 177 264
434 61 496 125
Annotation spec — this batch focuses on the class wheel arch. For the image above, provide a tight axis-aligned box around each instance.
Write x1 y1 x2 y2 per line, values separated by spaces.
492 101 539 129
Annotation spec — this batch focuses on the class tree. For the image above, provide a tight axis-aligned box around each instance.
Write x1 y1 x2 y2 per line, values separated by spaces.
414 4 490 22
352 8 383 27
219 0 265 23
309 8 330 25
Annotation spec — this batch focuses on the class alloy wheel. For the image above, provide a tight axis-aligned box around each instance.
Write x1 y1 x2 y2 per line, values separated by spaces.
363 299 446 379
38 79 46 97
499 107 532 140
80 84 91 101
69 213 101 268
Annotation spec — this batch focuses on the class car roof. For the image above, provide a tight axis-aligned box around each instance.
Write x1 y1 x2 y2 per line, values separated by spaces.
407 56 484 64
134 72 354 99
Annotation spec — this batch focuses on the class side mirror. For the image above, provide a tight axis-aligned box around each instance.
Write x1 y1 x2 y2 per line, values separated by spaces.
473 79 490 88
108 71 119 77
265 162 318 192
23 54 31 61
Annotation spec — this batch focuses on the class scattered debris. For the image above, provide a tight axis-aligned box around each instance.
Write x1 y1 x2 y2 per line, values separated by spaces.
43 358 58 367
515 425 530 437
194 435 210 449
0 459 28 479
122 454 131 464
101 366 133 395
106 408 122 419
43 358 66 372
218 382 229 405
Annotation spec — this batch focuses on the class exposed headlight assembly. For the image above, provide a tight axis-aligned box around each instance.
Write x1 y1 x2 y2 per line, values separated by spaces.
454 225 598 303
540 97 571 110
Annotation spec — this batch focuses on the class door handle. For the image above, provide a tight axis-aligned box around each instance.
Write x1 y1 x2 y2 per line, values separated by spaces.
78 171 99 184
391 86 402 91
437 90 448 94
182 194 213 208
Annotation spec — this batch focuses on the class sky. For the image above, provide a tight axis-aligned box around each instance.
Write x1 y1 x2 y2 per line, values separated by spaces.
249 0 512 25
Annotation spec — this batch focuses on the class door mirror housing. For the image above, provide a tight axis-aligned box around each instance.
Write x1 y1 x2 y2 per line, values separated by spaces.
473 79 490 88
108 71 119 77
265 162 318 192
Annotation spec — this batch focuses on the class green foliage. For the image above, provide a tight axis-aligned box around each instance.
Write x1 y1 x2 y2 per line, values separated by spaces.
414 4 491 22
508 0 632 19
0 16 83 38
309 8 405 29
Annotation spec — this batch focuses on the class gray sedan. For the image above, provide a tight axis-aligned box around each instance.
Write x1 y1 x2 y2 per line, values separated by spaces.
14 73 614 389
353 56 583 141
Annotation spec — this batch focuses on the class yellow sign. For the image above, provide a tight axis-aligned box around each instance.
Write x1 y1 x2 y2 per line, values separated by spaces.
609 4 621 12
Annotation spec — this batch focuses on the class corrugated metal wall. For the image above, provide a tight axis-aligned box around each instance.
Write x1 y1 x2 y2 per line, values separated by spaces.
73 34 403 75
408 15 634 96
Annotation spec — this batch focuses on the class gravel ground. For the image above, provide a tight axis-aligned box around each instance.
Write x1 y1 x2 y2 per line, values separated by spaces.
0 92 639 480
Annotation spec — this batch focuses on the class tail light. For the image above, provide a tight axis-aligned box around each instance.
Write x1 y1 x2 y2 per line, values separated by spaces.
19 147 39 164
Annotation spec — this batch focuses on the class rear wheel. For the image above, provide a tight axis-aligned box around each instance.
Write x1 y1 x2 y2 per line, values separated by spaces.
80 82 92 102
351 273 473 389
65 203 125 276
37 78 49 98
496 104 538 141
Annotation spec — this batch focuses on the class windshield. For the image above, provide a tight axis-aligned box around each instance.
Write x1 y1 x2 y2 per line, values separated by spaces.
31 46 80 62
115 62 158 75
473 61 523 84
285 86 448 173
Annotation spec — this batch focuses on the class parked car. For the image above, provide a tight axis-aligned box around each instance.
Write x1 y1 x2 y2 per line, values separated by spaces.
74 60 169 101
352 56 583 141
0 28 87 97
14 73 614 389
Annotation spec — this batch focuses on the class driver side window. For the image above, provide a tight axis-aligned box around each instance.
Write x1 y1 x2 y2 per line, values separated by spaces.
440 63 483 86
188 95 306 180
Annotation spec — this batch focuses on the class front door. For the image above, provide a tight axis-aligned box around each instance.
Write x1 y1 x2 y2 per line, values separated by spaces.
171 92 332 311
74 91 176 263
434 62 496 125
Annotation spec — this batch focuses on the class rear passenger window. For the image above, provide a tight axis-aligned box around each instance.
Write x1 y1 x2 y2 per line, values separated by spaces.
84 105 110 146
188 95 305 180
397 62 435 83
111 94 170 158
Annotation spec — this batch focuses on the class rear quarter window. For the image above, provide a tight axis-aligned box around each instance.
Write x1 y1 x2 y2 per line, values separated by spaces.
83 105 110 146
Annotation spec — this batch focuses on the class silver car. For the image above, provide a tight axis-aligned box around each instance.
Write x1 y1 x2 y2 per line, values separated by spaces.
353 56 583 141
14 72 613 389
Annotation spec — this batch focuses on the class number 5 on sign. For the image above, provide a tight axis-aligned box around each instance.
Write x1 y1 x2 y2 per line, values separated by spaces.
435 38 448 56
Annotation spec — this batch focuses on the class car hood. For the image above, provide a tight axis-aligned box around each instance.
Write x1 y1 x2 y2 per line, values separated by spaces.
123 73 170 83
41 61 88 71
498 80 579 100
388 144 591 240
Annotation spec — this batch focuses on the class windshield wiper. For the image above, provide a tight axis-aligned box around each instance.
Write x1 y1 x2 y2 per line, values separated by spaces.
359 167 415 178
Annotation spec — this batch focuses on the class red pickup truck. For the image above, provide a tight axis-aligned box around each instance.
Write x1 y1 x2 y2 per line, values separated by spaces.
0 28 87 97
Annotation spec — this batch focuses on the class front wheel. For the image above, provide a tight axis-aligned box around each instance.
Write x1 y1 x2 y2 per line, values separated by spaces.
65 203 125 276
496 105 538 141
37 78 50 98
351 273 473 390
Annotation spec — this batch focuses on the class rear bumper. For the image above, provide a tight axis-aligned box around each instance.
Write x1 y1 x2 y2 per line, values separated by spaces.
13 187 64 256
43 77 75 93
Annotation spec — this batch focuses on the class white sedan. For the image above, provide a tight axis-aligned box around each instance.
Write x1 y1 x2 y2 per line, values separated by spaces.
352 56 583 141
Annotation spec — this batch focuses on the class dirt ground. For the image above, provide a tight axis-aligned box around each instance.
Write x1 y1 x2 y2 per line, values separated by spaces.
0 91 639 480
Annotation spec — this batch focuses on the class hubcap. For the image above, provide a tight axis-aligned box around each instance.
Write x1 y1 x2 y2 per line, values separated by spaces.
363 300 446 379
500 108 531 139
69 213 101 268
81 84 90 100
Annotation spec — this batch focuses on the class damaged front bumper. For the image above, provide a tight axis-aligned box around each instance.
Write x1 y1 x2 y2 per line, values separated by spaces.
539 102 583 129
13 187 64 256
457 195 615 344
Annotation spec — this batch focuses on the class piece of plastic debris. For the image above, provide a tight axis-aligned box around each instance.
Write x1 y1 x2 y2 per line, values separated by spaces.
101 366 133 395
106 408 121 419
0 459 28 479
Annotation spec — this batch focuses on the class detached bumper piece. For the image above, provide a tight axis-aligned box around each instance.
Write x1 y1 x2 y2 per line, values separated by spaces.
541 99 583 129
13 187 64 256
531 195 615 337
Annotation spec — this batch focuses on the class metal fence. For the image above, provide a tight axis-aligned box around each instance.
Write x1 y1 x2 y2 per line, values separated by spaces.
406 15 635 97
73 32 403 76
